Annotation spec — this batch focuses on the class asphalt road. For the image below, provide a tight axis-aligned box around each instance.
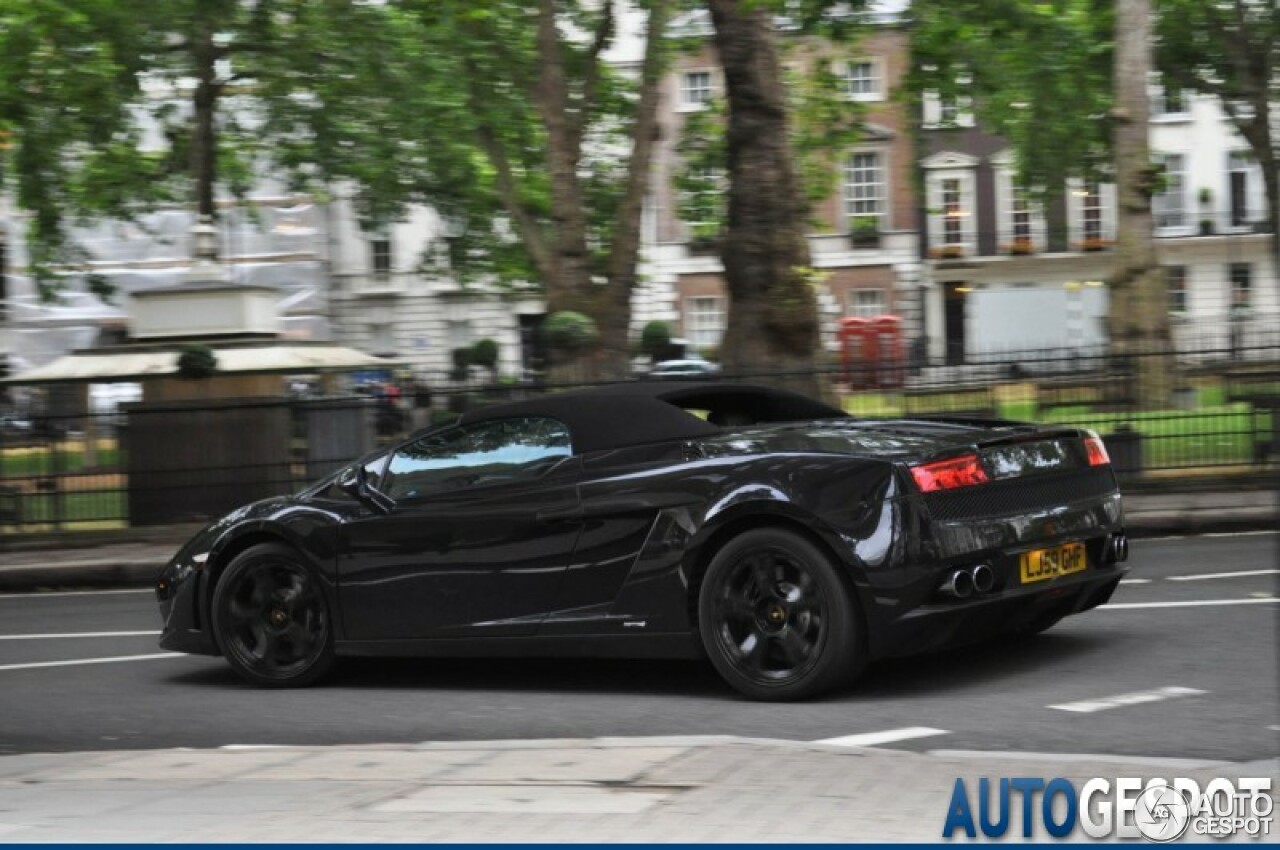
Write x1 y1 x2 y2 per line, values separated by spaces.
0 532 1275 762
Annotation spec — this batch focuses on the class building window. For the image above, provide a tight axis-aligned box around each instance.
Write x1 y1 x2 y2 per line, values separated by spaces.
1011 191 1033 243
1229 263 1252 310
1152 83 1188 117
371 236 392 277
843 152 885 225
1166 265 1187 315
681 71 713 107
369 322 396 355
446 318 473 352
1228 151 1252 227
842 61 881 100
942 178 965 245
1081 181 1104 242
1153 153 1186 228
847 289 886 318
685 296 725 348
680 165 723 238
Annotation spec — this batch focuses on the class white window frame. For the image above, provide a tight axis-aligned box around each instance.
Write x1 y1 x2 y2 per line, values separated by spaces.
841 59 884 102
1152 152 1190 233
369 229 393 278
1066 178 1116 248
446 318 473 352
992 152 1046 253
1229 262 1252 311
922 91 976 128
1150 77 1191 121
842 149 889 230
847 288 886 318
684 295 725 348
679 70 714 111
926 170 972 256
1165 264 1188 316
1226 150 1260 231
680 165 724 237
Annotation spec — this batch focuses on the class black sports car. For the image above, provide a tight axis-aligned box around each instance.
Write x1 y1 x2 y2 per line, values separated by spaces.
156 382 1128 700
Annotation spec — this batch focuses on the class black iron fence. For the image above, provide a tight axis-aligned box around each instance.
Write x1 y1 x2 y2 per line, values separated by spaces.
1 339 1277 532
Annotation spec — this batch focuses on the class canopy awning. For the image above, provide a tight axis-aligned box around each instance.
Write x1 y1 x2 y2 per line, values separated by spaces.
3 343 400 385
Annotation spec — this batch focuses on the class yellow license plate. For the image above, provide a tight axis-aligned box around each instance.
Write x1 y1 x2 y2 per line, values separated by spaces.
1019 542 1087 584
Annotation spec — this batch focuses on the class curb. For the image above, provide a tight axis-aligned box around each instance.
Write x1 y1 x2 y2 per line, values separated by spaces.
0 559 162 592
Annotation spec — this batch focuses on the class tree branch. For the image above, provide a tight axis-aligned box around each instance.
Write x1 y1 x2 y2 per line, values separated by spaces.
463 64 555 285
606 0 669 289
568 0 615 154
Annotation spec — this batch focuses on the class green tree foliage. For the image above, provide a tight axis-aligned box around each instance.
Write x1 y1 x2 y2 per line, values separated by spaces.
907 0 1114 200
0 0 421 293
1156 0 1280 264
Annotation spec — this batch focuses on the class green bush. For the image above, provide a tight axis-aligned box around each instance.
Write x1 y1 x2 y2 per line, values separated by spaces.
176 344 218 379
639 321 672 362
544 311 598 355
470 338 500 370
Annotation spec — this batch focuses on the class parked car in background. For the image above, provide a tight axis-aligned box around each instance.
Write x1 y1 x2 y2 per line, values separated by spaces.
649 358 720 379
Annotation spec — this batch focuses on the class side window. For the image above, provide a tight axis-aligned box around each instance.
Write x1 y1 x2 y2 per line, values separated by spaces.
382 417 572 501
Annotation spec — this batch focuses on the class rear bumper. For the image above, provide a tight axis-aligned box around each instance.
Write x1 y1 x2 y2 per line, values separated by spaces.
879 564 1126 656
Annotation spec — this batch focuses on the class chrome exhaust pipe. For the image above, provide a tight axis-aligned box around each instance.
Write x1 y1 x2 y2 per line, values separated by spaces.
972 563 994 594
1110 533 1129 563
941 569 974 599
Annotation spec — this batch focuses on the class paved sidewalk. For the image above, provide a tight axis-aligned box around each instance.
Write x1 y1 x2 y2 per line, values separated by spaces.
0 489 1274 592
0 737 1274 842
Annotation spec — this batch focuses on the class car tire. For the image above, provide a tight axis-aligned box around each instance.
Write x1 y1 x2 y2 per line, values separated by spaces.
698 528 863 701
211 543 335 688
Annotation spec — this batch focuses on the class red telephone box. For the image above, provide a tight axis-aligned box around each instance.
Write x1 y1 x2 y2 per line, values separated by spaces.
839 317 874 388
873 315 905 389
840 315 905 389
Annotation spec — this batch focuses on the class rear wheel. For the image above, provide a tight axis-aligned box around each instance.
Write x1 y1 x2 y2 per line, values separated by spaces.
698 528 863 701
212 543 335 687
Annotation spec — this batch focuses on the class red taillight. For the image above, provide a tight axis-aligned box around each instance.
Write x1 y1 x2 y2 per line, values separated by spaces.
1083 435 1110 466
910 454 989 492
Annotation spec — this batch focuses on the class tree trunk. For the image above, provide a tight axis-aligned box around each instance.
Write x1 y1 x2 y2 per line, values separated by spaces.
591 0 671 382
192 24 219 222
707 0 823 398
1108 0 1174 409
535 0 592 313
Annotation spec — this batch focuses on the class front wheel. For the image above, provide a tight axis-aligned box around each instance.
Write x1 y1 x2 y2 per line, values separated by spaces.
211 543 335 687
698 528 863 701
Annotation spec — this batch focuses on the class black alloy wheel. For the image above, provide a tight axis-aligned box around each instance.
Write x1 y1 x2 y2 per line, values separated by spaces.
212 543 335 687
698 528 863 701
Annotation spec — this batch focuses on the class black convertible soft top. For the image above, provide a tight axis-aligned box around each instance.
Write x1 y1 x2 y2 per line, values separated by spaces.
458 381 846 453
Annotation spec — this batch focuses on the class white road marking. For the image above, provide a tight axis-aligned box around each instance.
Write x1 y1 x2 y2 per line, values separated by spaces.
0 588 152 600
220 744 293 751
1166 569 1280 582
1269 726 1280 733
814 727 950 748
1101 598 1279 610
929 750 1228 770
1140 530 1278 542
0 653 181 672
1048 686 1207 714
1119 578 1151 585
0 630 160 641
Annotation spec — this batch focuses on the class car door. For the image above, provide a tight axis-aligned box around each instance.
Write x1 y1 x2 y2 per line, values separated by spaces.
338 416 583 641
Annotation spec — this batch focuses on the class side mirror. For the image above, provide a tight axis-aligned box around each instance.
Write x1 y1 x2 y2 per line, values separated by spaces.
338 464 393 514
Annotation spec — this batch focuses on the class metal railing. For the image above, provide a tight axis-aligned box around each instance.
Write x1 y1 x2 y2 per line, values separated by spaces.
1 340 1277 531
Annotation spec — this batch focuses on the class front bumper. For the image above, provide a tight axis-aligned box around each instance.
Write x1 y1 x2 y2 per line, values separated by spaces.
156 555 219 656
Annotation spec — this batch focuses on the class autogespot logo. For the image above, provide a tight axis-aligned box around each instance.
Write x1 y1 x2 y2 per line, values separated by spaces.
942 776 1274 841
